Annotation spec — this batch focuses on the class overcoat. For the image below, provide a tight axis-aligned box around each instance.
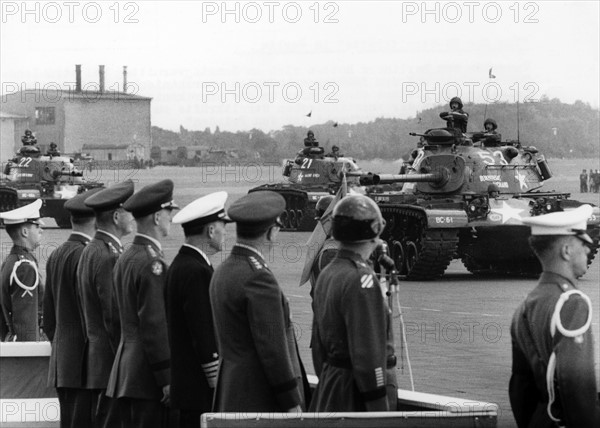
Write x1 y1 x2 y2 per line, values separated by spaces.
77 230 122 388
107 235 170 400
310 249 397 412
209 244 307 412
43 233 90 388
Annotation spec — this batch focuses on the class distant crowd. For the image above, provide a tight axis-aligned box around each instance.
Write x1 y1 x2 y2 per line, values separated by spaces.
580 169 600 193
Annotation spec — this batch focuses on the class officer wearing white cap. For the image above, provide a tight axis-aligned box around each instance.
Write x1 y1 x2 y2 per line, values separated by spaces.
209 191 309 412
43 187 101 428
509 204 600 427
107 179 178 427
77 179 135 428
166 191 230 428
0 200 44 342
310 194 397 412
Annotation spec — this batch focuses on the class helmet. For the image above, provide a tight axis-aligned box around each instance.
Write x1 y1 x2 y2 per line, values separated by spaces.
307 130 314 137
315 195 335 219
332 145 339 151
332 195 385 242
24 129 32 135
449 96 463 109
487 183 500 194
483 118 497 130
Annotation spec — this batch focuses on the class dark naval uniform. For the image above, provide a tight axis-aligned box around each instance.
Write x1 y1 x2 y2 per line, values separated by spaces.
107 234 171 425
166 245 219 417
43 232 93 427
510 272 600 427
0 245 43 342
77 230 123 426
310 249 397 412
210 243 307 412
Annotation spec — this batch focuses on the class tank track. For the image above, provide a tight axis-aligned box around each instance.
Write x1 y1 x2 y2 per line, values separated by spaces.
249 185 319 231
381 206 459 280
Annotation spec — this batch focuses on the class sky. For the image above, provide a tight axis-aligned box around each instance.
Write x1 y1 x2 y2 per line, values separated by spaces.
1 1 599 132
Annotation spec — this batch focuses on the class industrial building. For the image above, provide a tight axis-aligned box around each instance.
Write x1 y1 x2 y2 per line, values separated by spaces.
1 65 152 161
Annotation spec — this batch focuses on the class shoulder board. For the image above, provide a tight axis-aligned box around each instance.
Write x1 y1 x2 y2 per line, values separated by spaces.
146 245 158 258
248 255 266 272
107 242 119 255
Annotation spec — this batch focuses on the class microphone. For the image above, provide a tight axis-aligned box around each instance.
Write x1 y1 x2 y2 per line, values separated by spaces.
375 241 396 271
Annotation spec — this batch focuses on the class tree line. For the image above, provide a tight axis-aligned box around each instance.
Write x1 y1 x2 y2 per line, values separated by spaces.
151 98 599 162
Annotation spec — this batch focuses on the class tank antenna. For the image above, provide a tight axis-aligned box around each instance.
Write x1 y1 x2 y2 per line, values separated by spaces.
516 100 520 143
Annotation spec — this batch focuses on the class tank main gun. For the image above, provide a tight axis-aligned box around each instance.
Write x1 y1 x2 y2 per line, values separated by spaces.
346 171 446 186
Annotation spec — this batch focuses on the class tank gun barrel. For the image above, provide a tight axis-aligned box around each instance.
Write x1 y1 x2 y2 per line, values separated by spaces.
346 171 443 186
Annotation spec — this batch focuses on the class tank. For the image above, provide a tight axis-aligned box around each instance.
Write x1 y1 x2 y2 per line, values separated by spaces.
355 127 600 280
0 139 103 228
249 132 363 231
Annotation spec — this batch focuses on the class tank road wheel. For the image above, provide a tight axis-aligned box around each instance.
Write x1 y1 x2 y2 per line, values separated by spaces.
289 210 297 229
405 241 419 275
391 240 406 275
296 210 304 227
280 210 290 229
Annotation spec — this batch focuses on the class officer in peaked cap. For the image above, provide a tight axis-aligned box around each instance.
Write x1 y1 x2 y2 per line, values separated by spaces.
43 188 101 428
209 191 310 412
77 180 135 428
167 192 231 427
0 200 44 342
107 179 177 427
509 204 600 427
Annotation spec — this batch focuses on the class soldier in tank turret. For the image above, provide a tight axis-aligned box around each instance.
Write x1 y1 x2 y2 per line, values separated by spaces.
295 130 324 164
325 145 343 158
21 130 37 146
481 118 501 147
439 97 469 133
46 142 61 157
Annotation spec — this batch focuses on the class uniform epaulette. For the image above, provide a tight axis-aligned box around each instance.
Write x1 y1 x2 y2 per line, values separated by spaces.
146 245 158 258
107 241 119 255
248 255 266 271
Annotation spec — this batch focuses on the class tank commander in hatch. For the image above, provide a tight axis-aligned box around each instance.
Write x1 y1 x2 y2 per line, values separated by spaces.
439 97 469 133
325 145 343 158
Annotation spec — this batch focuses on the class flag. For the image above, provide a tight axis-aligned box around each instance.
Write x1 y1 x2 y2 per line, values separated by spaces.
299 172 348 286
489 67 496 79
306 111 312 117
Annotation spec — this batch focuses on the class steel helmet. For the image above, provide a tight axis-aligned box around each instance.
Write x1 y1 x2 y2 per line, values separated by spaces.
315 195 335 219
332 195 385 242
483 118 497 130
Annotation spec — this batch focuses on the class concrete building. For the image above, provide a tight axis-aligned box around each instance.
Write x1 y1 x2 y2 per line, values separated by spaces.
0 65 152 161
0 111 29 163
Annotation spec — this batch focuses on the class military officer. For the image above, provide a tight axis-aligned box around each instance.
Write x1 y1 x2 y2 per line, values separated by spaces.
209 191 309 412
106 179 178 428
77 180 135 428
43 188 101 428
167 192 231 427
0 200 44 342
310 194 397 412
509 204 600 427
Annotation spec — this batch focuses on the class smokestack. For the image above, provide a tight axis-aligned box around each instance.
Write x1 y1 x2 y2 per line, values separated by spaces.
99 65 105 93
75 64 82 92
123 66 128 93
